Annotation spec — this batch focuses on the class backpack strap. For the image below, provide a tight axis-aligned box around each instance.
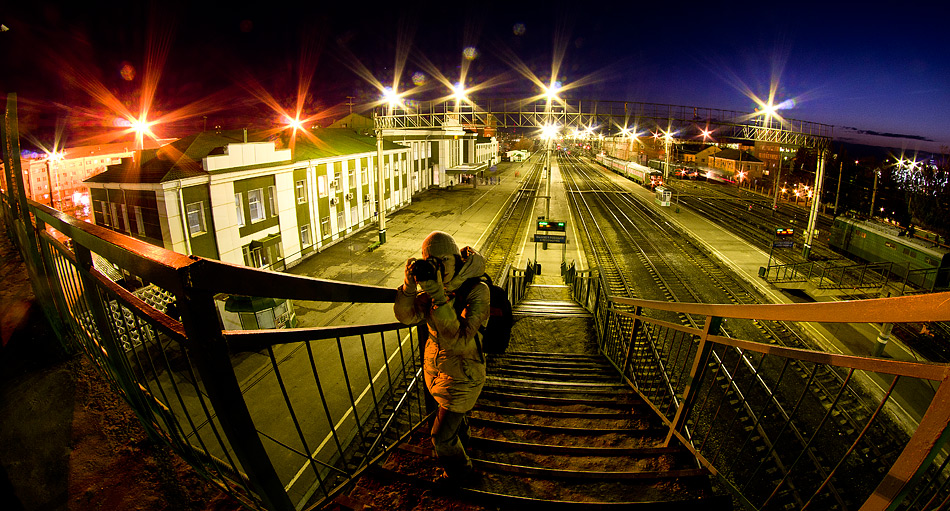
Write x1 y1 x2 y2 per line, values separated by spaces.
452 274 489 362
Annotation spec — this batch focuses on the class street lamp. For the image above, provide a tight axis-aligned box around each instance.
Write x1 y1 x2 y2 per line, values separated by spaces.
374 86 402 245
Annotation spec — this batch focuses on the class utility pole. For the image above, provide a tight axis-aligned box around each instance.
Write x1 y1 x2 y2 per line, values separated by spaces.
803 149 827 259
834 161 843 215
771 155 783 212
869 168 879 218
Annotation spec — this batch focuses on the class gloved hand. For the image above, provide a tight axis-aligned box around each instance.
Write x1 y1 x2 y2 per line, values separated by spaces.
403 258 417 294
418 271 447 306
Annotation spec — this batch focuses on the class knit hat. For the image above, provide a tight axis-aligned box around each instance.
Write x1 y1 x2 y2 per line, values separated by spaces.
421 231 459 259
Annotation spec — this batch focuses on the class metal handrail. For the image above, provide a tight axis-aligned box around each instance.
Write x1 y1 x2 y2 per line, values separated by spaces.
568 267 950 510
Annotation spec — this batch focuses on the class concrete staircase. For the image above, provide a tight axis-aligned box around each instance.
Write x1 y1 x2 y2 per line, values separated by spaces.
335 279 731 509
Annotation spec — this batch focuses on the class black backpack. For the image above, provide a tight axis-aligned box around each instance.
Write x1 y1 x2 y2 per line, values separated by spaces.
454 274 513 354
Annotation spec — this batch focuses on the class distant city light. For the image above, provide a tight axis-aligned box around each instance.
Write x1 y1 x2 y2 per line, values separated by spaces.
411 72 426 86
513 23 526 36
462 47 478 60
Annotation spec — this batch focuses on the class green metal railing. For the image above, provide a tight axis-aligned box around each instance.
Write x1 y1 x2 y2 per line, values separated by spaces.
568 263 950 510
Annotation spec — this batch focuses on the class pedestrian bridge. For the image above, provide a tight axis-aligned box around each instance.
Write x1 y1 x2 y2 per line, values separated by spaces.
4 187 950 510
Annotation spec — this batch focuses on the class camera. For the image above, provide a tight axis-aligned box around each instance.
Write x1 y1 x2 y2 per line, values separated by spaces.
409 257 444 282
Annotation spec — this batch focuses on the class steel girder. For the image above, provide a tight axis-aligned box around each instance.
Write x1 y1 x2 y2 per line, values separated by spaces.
373 98 832 150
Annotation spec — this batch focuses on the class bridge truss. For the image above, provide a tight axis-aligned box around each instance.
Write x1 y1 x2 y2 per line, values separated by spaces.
374 98 833 151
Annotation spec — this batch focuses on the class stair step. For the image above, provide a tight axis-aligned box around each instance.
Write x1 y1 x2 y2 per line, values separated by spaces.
470 416 666 436
474 402 644 418
471 436 683 456
479 390 642 407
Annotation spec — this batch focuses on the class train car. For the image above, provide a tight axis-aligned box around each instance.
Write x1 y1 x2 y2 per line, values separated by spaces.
596 153 664 188
829 217 950 290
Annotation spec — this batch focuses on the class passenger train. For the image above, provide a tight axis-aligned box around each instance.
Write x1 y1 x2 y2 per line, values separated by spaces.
829 217 950 290
596 153 664 188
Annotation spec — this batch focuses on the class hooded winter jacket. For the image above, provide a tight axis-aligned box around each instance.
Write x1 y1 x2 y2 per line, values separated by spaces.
394 248 490 413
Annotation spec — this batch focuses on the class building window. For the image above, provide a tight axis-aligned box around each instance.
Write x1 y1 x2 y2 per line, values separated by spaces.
267 186 277 216
134 206 145 236
300 224 312 247
186 202 206 235
321 216 330 239
242 245 263 268
318 175 328 197
333 173 341 189
348 171 356 189
361 166 368 185
100 201 111 226
295 180 307 204
235 193 245 227
248 188 264 222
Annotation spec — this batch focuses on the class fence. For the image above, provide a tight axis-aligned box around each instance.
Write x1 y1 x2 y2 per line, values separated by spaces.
569 264 950 510
2 189 447 510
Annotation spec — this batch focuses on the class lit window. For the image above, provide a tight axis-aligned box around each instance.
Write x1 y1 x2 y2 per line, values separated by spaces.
317 176 328 197
248 188 264 222
186 202 206 235
321 216 330 238
267 186 277 216
295 180 307 204
300 224 311 246
235 193 245 227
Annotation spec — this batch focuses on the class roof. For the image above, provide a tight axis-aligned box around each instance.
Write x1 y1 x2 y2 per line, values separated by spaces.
86 130 259 184
711 148 762 163
327 113 374 131
291 128 405 160
86 128 408 184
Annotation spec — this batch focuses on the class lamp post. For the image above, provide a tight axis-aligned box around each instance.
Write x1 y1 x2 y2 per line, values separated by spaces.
374 87 398 245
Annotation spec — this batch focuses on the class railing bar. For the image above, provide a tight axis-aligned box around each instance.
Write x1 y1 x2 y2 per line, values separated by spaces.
717 355 790 469
802 374 900 510
698 348 745 453
695 347 728 450
709 349 767 468
762 368 855 510
909 445 950 510
175 343 251 496
265 345 328 498
358 333 384 442
741 362 818 493
381 331 395 403
303 340 346 479
336 337 371 460
255 427 346 476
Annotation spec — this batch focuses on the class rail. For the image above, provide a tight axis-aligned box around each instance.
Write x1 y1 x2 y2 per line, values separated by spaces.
568 263 950 510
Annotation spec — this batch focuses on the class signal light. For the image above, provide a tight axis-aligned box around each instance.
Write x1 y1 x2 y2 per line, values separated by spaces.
538 221 566 232
776 228 794 237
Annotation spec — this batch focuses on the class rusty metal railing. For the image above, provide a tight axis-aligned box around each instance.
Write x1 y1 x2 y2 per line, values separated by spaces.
2 193 431 511
570 266 950 510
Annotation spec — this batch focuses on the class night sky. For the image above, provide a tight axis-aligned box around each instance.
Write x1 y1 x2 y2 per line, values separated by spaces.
1 1 947 154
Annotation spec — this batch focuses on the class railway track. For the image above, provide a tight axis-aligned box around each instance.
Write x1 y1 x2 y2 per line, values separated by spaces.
562 152 909 510
478 158 544 281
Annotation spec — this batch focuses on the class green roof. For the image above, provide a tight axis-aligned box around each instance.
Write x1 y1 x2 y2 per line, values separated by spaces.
291 128 403 160
86 127 406 184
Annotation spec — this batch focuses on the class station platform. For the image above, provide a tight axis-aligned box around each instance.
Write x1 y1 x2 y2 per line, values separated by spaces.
287 153 916 364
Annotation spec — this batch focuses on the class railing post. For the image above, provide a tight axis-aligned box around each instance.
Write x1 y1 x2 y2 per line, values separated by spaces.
620 306 643 379
72 244 161 439
177 269 295 511
864 372 950 511
33 219 72 347
664 315 722 447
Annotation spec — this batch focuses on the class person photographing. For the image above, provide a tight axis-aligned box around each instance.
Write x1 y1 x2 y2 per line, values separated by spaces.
393 231 489 482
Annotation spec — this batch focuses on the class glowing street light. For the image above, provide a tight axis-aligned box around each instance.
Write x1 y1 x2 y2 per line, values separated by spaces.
284 115 304 131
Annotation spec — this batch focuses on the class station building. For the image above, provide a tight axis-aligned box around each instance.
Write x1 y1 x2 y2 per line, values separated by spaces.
84 120 497 271
84 128 422 270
